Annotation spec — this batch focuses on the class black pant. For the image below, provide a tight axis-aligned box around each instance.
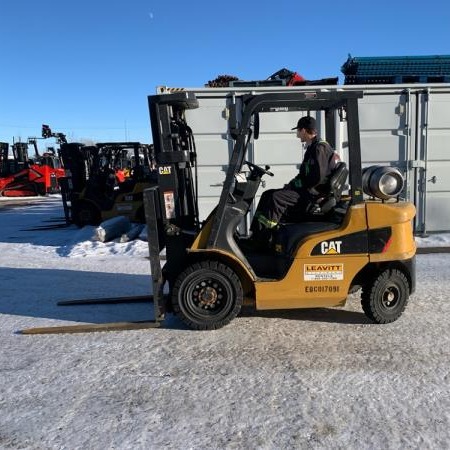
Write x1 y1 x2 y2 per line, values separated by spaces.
250 186 313 235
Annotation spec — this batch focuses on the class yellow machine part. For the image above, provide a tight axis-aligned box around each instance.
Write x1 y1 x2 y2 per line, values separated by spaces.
189 201 416 312
366 201 416 262
191 215 213 250
255 201 416 311
255 255 367 310
255 204 367 310
100 182 150 222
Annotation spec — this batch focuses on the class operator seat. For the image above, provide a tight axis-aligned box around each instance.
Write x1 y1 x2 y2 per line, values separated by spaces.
274 162 350 256
307 161 349 217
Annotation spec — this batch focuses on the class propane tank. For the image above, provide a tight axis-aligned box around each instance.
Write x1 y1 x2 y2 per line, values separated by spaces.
362 165 405 200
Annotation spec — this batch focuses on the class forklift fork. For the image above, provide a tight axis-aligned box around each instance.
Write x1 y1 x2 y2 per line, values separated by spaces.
17 189 165 335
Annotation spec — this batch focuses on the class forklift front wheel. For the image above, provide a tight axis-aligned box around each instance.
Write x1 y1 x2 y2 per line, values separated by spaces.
172 260 243 330
361 269 409 324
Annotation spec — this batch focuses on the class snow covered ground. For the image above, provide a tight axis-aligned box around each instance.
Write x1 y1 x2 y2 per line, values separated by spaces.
0 196 449 449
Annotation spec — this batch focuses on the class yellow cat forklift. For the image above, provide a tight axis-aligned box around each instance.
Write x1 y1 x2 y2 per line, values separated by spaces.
145 89 416 330
19 89 416 335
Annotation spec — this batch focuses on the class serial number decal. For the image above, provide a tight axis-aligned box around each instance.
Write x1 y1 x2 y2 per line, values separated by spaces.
305 285 340 293
304 264 344 281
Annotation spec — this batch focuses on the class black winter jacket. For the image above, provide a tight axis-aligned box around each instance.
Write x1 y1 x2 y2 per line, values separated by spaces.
290 136 340 195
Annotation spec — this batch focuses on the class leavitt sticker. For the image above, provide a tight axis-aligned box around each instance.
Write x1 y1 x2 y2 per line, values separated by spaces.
304 263 344 281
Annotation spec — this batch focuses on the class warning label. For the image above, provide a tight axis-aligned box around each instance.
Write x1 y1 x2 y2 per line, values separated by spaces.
304 263 344 281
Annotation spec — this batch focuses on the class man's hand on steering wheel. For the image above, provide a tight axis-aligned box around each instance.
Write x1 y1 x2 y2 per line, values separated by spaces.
244 161 274 177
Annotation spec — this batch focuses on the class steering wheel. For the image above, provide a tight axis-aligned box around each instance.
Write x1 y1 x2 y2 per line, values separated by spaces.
244 161 274 177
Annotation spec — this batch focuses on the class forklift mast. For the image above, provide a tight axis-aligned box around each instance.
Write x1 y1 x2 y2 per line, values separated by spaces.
148 92 200 235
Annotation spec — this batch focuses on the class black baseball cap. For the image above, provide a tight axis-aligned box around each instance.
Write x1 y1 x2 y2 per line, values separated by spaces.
291 116 316 130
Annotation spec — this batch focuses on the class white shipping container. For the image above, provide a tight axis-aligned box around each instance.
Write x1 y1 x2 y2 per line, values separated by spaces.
156 84 450 234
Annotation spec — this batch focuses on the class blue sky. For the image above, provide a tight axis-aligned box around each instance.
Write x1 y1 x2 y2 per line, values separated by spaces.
1 0 450 147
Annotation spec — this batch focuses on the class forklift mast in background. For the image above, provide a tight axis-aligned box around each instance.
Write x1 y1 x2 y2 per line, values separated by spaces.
26 124 67 172
41 124 67 145
11 142 30 172
23 124 67 160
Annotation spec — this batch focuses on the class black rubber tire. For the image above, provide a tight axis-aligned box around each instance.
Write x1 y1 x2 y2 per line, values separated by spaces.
72 202 101 227
361 269 409 324
172 260 243 330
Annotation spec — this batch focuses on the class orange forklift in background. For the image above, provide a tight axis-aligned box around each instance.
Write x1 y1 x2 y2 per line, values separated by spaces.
0 125 65 197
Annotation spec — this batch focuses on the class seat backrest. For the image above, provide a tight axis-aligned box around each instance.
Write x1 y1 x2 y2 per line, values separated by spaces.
311 162 349 215
328 162 349 203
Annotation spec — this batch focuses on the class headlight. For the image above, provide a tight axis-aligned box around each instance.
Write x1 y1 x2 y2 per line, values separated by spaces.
362 165 405 200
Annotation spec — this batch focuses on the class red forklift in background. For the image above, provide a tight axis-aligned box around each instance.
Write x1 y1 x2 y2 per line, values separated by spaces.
0 125 66 197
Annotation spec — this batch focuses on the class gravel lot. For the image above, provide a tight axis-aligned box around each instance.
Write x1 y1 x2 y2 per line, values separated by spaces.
0 199 449 449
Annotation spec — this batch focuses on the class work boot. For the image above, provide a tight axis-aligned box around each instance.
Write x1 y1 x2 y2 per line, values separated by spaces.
255 212 278 230
246 228 274 252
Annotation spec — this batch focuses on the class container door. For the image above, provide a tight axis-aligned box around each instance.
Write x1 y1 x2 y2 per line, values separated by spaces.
415 90 450 234
355 91 425 230
357 91 414 193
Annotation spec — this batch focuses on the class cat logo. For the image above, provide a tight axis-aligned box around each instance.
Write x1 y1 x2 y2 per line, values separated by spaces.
321 240 342 255
159 166 172 175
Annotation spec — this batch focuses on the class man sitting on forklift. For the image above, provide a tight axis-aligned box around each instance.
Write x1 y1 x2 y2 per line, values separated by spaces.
250 116 341 246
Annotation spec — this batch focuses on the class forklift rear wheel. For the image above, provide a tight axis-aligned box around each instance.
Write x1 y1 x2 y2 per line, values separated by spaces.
361 269 409 324
172 260 243 330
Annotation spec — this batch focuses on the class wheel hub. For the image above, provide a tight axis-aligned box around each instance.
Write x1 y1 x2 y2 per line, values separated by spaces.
383 287 398 307
198 286 218 306
191 280 225 310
